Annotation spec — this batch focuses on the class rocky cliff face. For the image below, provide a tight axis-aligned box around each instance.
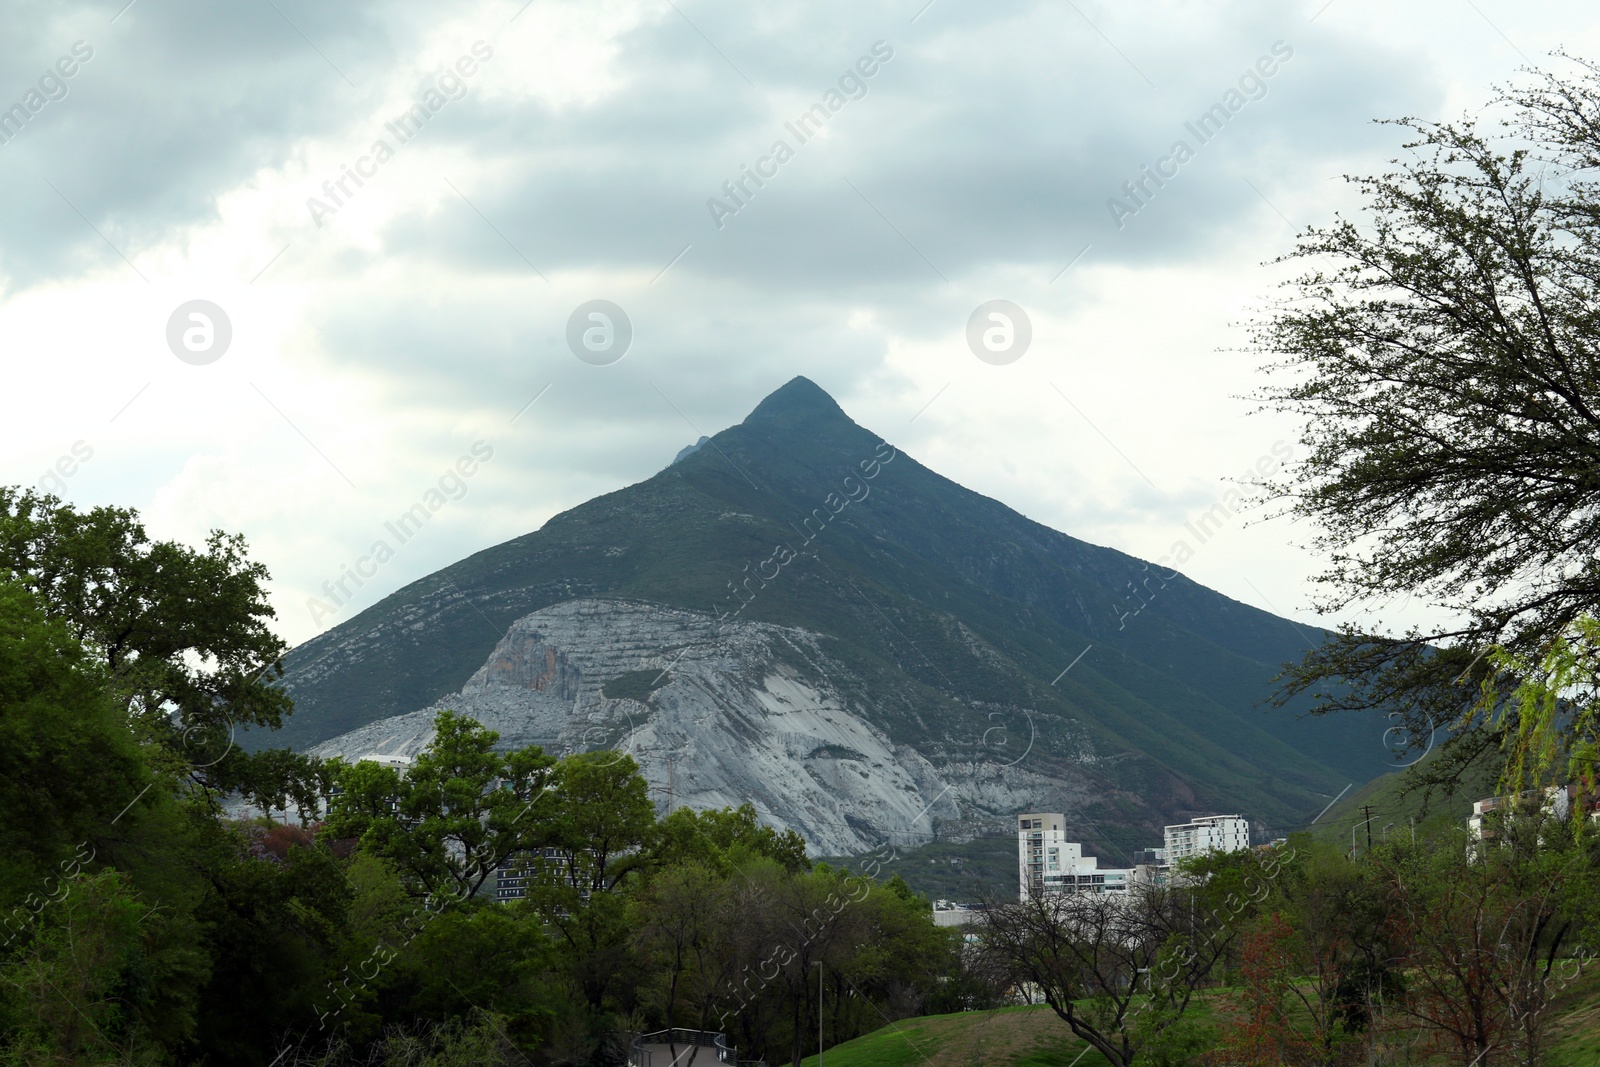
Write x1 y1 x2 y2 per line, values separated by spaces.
310 597 1088 856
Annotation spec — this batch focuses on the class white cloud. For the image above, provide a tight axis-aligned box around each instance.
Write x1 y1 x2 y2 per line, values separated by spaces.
0 0 1585 647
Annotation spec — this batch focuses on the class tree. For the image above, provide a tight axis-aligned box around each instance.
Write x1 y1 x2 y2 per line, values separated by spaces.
0 488 319 814
1373 815 1592 1066
321 711 554 901
388 905 555 1039
0 870 169 1066
979 885 1230 1067
1251 57 1600 784
1478 614 1600 800
832 873 961 1039
1208 913 1323 1067
0 579 150 905
1231 837 1406 1065
652 803 810 875
527 752 656 1014
191 827 353 1066
764 863 863 1067
539 751 657 896
631 864 739 1066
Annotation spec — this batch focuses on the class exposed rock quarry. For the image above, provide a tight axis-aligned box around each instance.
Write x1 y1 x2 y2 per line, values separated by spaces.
310 598 1078 856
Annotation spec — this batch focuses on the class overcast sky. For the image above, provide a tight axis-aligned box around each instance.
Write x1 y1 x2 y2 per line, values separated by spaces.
2 0 1591 649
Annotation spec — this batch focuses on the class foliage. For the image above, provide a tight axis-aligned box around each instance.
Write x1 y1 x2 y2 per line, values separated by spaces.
978 885 1233 1067
0 579 150 904
321 711 554 900
536 751 655 897
652 802 810 875
1369 813 1595 1066
190 827 354 1065
1206 913 1324 1067
1252 57 1600 786
0 492 968 1066
284 1012 523 1067
0 487 321 815
1479 615 1600 801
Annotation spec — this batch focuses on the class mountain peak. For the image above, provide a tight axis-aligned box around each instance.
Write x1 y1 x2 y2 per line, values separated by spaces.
744 376 851 425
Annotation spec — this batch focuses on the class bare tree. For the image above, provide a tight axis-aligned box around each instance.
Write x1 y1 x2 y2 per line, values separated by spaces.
977 886 1230 1067
1376 815 1590 1066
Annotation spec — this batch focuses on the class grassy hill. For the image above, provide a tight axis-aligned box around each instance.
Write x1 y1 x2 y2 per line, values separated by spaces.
795 1003 1120 1067
795 962 1600 1066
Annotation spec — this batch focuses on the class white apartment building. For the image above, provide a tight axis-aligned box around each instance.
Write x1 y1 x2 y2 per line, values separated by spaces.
1016 813 1132 900
1468 784 1600 857
1163 814 1250 863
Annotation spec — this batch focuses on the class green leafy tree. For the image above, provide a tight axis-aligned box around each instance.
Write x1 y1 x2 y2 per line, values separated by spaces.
529 752 657 1014
1267 838 1403 1062
539 752 657 896
631 863 739 1065
190 828 353 1066
0 579 150 905
1477 615 1600 801
386 905 557 1043
0 488 318 813
1370 815 1593 1066
1208 912 1322 1067
322 711 554 900
652 803 810 875
1251 57 1600 784
832 872 961 1040
0 869 194 1067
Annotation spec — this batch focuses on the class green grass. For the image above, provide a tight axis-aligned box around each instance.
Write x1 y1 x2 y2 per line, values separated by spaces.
789 968 1600 1067
793 1004 1116 1067
1545 958 1600 1067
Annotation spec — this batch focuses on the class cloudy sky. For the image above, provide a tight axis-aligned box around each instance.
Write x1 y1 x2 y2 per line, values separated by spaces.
2 0 1589 648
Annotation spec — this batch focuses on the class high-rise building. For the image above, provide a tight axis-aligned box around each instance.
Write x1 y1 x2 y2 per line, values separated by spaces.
1163 814 1250 862
1015 813 1131 900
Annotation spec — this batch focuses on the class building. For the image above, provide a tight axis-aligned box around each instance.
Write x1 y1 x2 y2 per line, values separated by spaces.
359 753 414 773
1132 863 1169 888
493 847 575 901
931 900 985 927
1017 813 1065 898
1016 813 1132 900
1468 783 1600 856
1163 815 1250 863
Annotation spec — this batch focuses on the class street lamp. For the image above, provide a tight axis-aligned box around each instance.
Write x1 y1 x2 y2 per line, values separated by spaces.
812 961 823 1064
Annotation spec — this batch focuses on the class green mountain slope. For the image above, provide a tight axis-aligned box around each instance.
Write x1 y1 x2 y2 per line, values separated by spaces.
261 377 1387 837
1305 748 1501 847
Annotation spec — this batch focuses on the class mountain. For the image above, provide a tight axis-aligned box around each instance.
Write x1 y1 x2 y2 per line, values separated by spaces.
262 376 1386 856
